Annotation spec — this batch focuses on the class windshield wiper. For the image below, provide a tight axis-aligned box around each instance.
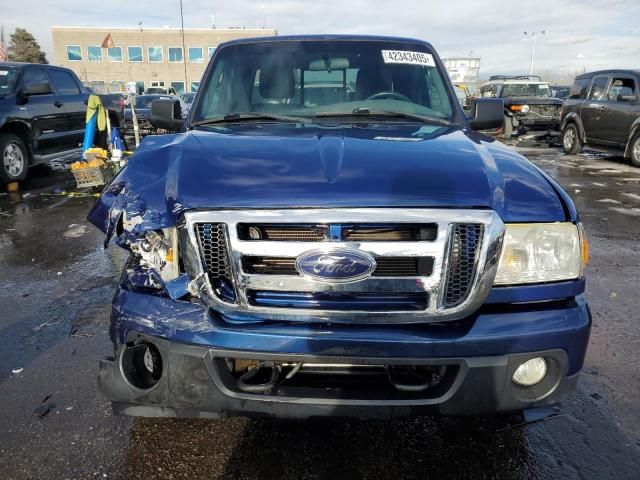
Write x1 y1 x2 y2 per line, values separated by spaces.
315 108 450 126
192 112 310 127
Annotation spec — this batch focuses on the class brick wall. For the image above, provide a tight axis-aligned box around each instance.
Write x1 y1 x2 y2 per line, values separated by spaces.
51 27 277 92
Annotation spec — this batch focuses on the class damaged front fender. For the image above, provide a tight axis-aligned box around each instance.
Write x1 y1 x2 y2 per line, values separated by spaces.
88 137 202 301
87 134 189 239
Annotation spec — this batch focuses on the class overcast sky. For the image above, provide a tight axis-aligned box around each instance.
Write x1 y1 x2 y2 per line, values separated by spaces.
2 0 639 77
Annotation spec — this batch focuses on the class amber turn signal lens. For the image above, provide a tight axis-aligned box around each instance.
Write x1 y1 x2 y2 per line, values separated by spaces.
581 230 589 267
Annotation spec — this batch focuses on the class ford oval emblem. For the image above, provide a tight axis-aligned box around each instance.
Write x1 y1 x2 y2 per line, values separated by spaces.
295 249 377 283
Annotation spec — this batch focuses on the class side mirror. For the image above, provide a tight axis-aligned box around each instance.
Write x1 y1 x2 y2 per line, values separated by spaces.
468 98 504 130
150 98 184 131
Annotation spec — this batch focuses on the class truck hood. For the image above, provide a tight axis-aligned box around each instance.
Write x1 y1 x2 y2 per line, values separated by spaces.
88 123 570 234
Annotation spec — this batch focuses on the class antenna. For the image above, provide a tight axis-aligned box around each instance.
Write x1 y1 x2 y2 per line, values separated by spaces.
179 0 188 86
211 14 216 29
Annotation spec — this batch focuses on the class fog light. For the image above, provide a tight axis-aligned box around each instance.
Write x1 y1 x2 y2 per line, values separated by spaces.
248 226 262 240
512 357 547 386
121 342 163 389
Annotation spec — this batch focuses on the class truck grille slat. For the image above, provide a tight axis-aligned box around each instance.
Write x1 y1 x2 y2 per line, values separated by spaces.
195 223 235 300
248 291 429 311
241 256 434 277
442 224 483 308
237 224 437 242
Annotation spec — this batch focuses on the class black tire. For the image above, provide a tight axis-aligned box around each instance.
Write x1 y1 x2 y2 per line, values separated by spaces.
629 131 640 168
0 133 29 183
502 115 513 139
562 123 582 155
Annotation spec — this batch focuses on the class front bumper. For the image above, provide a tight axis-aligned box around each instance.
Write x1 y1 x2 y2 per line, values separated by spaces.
99 289 591 419
511 115 560 130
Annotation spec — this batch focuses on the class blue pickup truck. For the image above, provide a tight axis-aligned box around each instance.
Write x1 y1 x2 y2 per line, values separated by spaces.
88 35 590 419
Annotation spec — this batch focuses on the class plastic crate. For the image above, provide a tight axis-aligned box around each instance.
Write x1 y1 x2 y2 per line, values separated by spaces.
72 165 115 188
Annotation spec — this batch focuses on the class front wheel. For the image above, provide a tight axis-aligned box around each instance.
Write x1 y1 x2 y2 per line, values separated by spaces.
629 132 640 168
0 133 29 183
502 116 513 139
562 123 582 155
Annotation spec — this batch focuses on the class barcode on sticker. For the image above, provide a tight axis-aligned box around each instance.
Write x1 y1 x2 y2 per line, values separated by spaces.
381 50 435 67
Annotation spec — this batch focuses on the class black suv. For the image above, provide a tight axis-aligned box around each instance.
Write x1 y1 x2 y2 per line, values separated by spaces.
0 62 115 183
480 75 563 138
561 70 640 166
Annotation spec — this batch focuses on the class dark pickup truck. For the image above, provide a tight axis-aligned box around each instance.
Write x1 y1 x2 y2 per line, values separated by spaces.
0 62 123 183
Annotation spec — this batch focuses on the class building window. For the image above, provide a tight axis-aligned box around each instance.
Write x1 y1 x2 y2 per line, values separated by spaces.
188 47 203 63
148 47 163 63
87 46 102 62
190 81 200 92
208 47 216 59
168 47 183 63
108 47 123 62
171 81 185 94
128 46 143 62
66 45 82 61
151 81 165 87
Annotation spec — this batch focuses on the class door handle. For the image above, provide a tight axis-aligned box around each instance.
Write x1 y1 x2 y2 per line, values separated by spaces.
54 100 63 108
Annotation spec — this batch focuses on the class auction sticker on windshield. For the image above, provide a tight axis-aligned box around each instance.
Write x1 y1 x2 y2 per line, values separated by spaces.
381 50 435 66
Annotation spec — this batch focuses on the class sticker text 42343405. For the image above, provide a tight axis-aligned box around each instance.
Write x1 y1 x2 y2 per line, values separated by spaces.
381 50 435 67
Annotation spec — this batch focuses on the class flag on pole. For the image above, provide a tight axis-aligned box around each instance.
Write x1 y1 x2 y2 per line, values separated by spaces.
101 33 114 49
0 24 7 61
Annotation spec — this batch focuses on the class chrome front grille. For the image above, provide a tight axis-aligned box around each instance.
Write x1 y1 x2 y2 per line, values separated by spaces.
183 209 504 324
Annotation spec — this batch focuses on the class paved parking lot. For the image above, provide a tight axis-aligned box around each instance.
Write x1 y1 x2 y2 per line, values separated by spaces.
0 139 639 479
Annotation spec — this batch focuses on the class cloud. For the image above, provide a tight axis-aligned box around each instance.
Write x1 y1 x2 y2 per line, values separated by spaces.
546 36 592 46
2 0 639 76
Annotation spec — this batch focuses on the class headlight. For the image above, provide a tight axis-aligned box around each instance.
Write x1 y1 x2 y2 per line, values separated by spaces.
509 104 529 114
494 223 587 285
130 227 180 283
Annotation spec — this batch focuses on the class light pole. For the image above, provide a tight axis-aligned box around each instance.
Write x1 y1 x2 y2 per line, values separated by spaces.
261 5 266 29
179 0 188 88
524 30 546 76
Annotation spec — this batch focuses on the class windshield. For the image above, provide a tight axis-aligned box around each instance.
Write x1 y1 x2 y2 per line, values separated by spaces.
0 67 18 96
193 40 456 123
501 83 551 97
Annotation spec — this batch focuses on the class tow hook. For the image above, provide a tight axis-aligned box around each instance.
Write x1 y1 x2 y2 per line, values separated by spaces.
236 361 281 393
386 365 446 392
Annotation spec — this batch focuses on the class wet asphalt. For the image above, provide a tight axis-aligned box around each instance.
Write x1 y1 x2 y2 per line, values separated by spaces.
1 137 639 479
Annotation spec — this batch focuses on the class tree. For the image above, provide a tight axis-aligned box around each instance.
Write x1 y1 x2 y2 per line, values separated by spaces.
7 28 48 64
